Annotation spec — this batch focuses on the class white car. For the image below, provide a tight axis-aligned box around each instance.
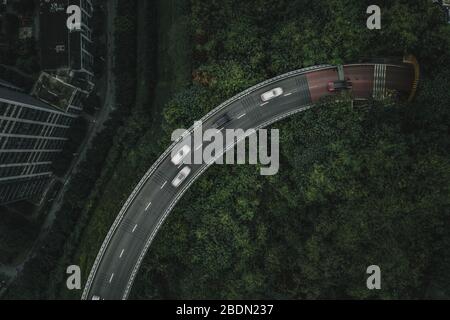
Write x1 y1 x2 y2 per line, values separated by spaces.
172 166 191 187
171 145 191 165
92 295 101 300
261 87 283 102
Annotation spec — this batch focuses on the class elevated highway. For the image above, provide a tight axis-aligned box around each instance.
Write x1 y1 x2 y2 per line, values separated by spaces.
82 60 417 300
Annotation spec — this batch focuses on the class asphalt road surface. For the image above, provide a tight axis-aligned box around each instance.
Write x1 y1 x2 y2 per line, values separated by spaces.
82 62 415 300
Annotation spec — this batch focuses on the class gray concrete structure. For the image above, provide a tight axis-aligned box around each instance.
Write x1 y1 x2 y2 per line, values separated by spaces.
40 0 95 89
0 86 77 204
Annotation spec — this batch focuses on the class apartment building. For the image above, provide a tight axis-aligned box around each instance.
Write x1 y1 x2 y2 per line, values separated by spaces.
0 84 76 204
0 0 96 205
40 0 95 89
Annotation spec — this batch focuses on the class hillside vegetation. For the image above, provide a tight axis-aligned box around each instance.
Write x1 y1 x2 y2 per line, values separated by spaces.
130 0 450 299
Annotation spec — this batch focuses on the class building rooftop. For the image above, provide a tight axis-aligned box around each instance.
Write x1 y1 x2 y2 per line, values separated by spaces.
0 78 23 92
39 0 71 70
39 0 93 72
0 84 57 111
31 72 78 112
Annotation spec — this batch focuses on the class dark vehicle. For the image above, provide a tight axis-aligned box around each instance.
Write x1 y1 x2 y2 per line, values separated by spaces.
327 80 353 92
214 113 232 129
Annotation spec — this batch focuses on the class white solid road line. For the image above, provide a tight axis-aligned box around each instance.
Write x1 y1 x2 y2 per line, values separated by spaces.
145 201 152 211
119 249 125 258
237 113 246 119
195 144 203 151
284 92 293 96
160 181 167 189
132 224 138 233
109 273 114 283
260 102 269 106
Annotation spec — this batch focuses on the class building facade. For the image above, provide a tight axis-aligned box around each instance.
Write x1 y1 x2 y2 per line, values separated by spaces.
0 0 95 205
40 0 95 89
0 85 76 204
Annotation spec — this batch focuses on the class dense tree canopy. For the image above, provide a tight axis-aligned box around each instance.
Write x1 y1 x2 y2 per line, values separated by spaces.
130 0 450 299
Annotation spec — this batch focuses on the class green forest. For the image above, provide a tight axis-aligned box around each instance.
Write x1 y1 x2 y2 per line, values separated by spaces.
132 0 450 299
4 0 450 299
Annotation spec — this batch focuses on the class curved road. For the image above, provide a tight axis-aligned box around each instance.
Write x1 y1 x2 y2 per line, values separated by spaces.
82 62 416 300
